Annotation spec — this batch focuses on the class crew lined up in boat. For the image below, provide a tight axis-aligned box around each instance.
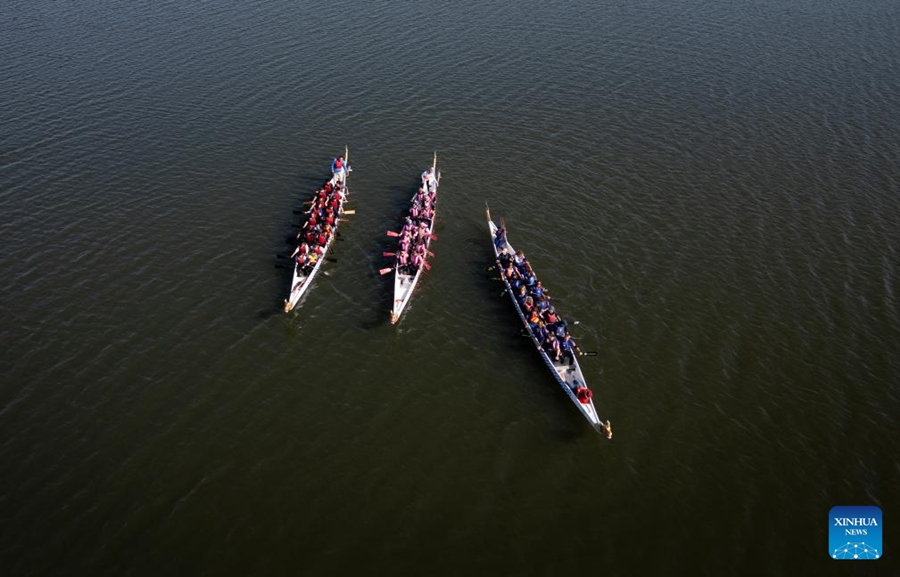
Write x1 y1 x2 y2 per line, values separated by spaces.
291 180 345 274
389 171 436 276
497 245 587 365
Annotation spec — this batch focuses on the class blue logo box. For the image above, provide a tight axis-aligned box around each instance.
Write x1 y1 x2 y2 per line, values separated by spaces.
830 506 882 560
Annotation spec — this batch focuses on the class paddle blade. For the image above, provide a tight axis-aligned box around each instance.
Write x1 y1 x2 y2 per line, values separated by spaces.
342 210 356 215
422 261 431 271
382 252 396 257
429 234 438 241
427 250 435 257
379 267 393 275
386 231 400 237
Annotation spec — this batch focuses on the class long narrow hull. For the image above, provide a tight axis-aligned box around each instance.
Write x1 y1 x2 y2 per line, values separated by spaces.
390 156 440 324
486 206 609 434
284 147 349 313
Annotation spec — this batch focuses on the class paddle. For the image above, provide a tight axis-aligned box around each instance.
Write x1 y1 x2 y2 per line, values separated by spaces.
386 231 400 237
342 210 356 215
579 352 598 357
422 261 431 271
382 251 396 257
378 267 394 275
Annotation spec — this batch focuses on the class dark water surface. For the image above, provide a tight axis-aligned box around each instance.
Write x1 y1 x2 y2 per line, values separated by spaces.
2 0 899 574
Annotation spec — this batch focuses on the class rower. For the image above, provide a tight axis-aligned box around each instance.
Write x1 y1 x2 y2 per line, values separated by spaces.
498 249 511 269
543 332 560 360
502 261 516 281
290 242 310 259
543 306 558 325
533 320 549 343
515 285 528 304
528 309 541 331
531 280 544 299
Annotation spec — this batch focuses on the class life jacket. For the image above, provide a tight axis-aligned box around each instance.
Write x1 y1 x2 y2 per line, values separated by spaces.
334 158 343 170
317 233 327 245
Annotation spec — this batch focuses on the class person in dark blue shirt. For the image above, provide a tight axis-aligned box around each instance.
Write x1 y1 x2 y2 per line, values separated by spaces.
558 333 582 366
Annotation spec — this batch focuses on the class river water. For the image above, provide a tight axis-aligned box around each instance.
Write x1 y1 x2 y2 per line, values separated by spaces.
2 0 898 574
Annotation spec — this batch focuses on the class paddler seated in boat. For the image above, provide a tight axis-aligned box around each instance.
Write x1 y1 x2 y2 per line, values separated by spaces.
515 285 528 305
558 333 582 365
542 306 558 325
535 296 551 315
521 295 534 312
533 320 549 344
410 203 421 220
414 241 427 260
397 249 410 273
305 252 319 272
400 233 412 255
527 308 541 331
316 229 328 247
498 249 512 271
290 242 310 259
530 280 545 299
512 249 526 268
415 187 426 206
543 332 561 361
411 250 425 270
